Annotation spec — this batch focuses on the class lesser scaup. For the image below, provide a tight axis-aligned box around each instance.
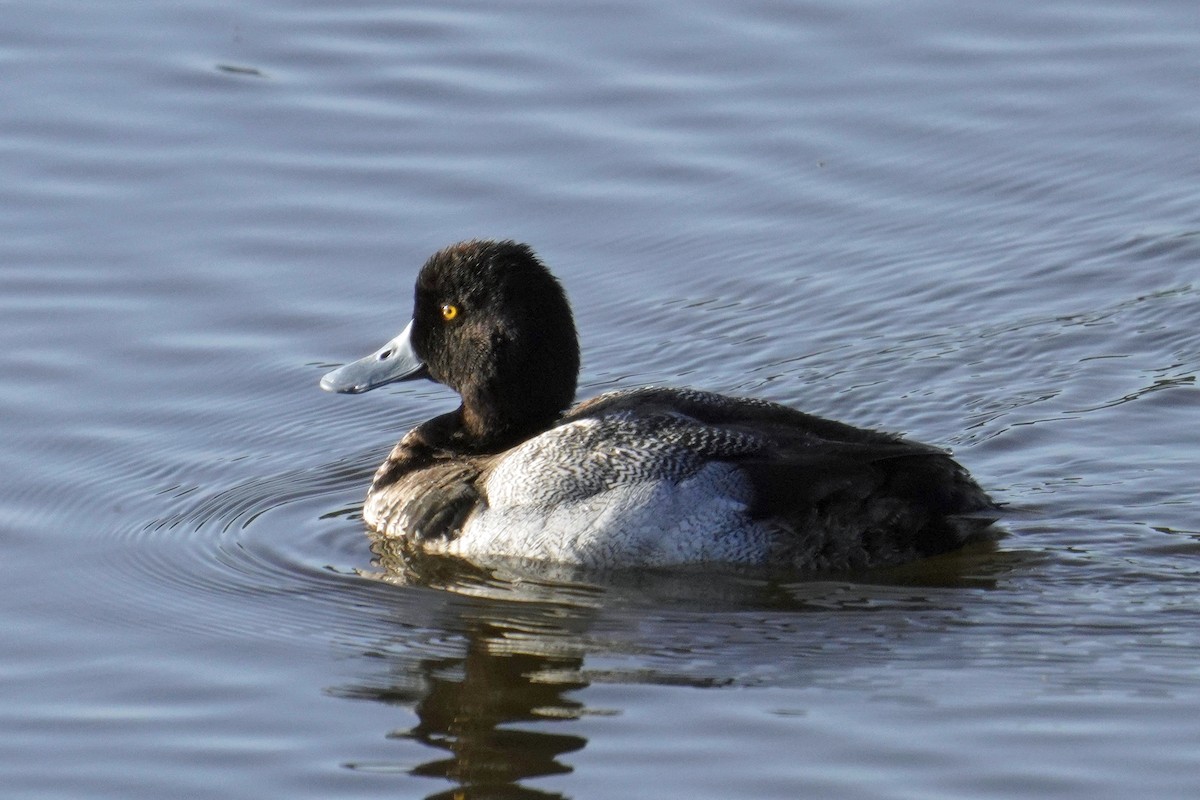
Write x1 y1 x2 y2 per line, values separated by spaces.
321 240 995 570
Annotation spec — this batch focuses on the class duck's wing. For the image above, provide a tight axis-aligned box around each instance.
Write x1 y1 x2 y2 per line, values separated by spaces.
573 387 997 562
731 433 996 563
569 386 911 447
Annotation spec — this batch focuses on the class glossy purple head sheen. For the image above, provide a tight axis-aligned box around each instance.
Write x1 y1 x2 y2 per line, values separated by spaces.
321 240 581 448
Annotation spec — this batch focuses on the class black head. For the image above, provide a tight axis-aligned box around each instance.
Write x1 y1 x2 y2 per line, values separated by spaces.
322 240 581 451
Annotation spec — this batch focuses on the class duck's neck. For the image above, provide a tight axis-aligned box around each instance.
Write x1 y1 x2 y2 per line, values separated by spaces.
458 394 563 454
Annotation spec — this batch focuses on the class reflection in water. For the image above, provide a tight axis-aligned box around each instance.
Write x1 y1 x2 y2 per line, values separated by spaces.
335 556 596 799
329 540 1019 798
337 626 588 799
400 634 587 798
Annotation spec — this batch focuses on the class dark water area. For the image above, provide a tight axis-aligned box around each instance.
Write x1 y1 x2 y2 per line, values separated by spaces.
3 0 1199 797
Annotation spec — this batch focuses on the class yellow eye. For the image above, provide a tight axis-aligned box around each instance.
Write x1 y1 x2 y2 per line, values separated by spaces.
440 304 459 321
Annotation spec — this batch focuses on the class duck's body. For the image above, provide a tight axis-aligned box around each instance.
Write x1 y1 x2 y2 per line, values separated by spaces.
322 241 995 570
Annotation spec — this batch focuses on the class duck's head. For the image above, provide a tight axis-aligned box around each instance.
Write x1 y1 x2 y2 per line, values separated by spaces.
321 240 581 449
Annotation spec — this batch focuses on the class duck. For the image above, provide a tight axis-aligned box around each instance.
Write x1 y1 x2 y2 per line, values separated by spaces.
320 239 996 570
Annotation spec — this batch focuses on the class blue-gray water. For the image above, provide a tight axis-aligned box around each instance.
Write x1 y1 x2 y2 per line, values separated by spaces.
3 1 1199 797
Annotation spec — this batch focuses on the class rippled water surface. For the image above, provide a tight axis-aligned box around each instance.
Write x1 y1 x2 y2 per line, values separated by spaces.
4 1 1199 797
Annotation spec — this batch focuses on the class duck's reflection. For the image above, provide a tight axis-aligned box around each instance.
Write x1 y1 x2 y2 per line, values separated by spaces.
337 550 601 799
402 622 587 795
332 539 1011 798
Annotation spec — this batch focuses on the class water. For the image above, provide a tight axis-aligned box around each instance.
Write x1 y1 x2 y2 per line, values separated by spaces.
3 0 1199 797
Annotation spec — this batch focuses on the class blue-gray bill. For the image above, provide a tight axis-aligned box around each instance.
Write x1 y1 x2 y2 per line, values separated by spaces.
319 320 427 394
